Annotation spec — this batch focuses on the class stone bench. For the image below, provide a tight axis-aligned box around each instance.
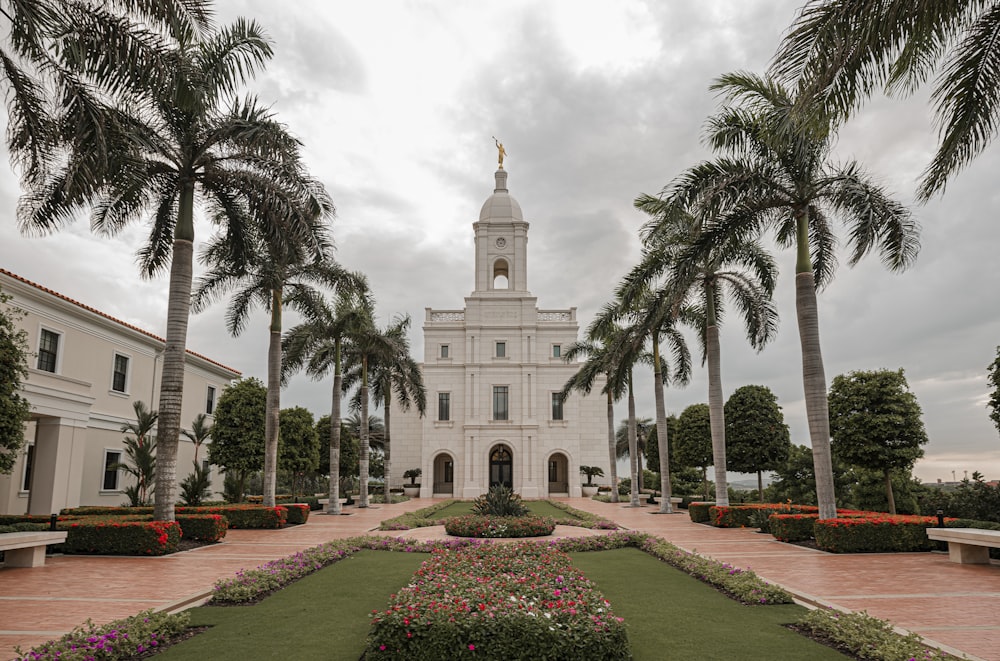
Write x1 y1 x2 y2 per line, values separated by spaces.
0 531 68 568
926 528 1000 564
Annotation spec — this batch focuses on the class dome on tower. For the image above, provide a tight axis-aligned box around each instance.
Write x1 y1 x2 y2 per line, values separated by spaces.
479 169 523 223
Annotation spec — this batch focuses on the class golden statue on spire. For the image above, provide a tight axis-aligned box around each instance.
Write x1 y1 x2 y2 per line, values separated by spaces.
492 136 507 169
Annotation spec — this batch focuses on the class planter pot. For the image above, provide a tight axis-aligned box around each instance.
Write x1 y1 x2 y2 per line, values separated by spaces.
582 485 598 497
403 485 420 498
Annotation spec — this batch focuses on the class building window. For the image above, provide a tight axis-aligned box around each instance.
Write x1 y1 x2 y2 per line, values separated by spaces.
37 328 60 373
438 392 450 421
548 460 558 482
552 344 561 358
102 450 122 491
496 341 506 358
493 386 509 421
444 460 454 483
202 459 211 474
206 385 217 415
112 353 130 393
20 443 34 492
551 393 564 421
440 344 449 358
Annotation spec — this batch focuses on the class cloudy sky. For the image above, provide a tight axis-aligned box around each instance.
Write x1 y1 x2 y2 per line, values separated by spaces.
2 1 998 483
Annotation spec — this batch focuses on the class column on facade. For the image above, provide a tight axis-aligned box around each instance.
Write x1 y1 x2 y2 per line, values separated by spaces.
28 417 86 515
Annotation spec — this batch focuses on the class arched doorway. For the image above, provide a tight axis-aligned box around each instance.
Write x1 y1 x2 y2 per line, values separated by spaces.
432 453 454 495
547 452 569 496
489 444 513 489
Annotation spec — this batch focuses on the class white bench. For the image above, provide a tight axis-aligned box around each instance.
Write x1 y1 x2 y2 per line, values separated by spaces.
0 531 68 568
926 528 1000 564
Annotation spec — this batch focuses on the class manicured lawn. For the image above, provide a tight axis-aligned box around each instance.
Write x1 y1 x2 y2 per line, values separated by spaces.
569 548 849 660
156 547 849 660
431 499 581 519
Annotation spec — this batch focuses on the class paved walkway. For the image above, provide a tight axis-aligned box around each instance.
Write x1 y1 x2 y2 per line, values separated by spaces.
1 498 998 661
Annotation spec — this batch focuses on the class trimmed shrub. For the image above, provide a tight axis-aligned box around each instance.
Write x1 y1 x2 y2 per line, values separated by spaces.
769 514 818 542
471 485 528 517
710 503 818 528
179 505 287 528
814 515 949 553
176 514 228 542
282 504 310 525
687 502 716 523
61 519 181 556
443 515 555 538
364 542 630 660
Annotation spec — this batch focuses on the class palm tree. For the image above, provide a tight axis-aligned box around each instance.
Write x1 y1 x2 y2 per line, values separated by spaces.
772 1 1000 200
630 196 779 506
1 1 208 187
364 315 426 504
19 19 324 521
561 336 623 503
181 413 211 465
615 417 655 485
671 72 919 518
342 295 406 508
117 400 158 506
282 283 369 514
192 214 355 508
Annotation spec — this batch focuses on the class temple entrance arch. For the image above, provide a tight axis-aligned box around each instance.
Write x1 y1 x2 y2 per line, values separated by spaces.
489 444 513 489
432 452 455 496
546 451 569 496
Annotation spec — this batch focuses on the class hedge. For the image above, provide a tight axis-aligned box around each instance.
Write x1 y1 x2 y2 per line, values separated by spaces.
709 504 819 528
769 514 819 542
60 519 181 556
282 504 310 525
60 504 290 529
813 515 951 553
443 515 555 538
687 502 716 523
176 514 228 542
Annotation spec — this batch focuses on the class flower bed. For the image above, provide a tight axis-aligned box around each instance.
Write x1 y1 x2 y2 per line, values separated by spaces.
364 542 630 660
443 515 555 538
795 608 956 660
687 502 716 523
13 610 190 661
61 518 181 556
814 514 954 553
176 514 228 542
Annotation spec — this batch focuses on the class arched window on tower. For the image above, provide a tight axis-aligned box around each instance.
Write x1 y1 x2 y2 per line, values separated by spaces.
492 258 509 289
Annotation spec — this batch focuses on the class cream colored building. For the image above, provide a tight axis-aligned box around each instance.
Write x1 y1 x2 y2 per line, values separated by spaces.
390 168 608 498
0 268 239 515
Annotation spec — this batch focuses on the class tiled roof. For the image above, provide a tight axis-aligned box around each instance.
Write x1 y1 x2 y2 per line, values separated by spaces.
0 268 241 376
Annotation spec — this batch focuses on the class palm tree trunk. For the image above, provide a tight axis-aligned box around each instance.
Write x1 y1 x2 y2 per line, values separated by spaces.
627 370 640 507
262 288 282 509
652 336 674 513
606 390 619 503
327 339 342 514
384 383 392 505
153 180 197 522
796 258 836 517
706 286 729 506
359 356 370 508
884 469 896 515
757 470 764 499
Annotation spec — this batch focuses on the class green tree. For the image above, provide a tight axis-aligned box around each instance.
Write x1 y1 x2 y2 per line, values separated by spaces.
615 417 655 478
561 333 625 503
20 18 324 522
724 385 791 497
208 377 266 503
673 73 919 518
0 289 31 474
1 1 208 187
674 403 714 500
828 368 929 515
315 415 359 498
643 414 678 473
630 197 779 506
988 347 1000 437
181 413 211 465
193 222 352 508
278 406 319 499
773 1 1000 200
115 400 158 506
282 282 369 514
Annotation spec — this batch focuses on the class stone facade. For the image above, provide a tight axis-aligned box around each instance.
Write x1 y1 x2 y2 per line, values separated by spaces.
390 169 607 498
0 269 239 515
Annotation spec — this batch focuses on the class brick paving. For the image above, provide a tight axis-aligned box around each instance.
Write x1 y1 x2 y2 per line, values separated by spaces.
2 497 998 660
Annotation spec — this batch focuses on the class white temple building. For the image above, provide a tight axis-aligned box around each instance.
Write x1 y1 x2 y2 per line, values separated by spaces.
389 165 608 498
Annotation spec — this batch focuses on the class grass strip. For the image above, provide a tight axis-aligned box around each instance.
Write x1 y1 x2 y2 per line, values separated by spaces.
568 548 851 660
156 551 427 661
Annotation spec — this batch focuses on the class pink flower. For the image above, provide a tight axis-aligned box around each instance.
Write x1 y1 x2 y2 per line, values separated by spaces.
468 644 476 651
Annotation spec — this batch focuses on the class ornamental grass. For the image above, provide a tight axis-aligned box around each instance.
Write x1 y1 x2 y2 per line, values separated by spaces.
364 542 630 660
